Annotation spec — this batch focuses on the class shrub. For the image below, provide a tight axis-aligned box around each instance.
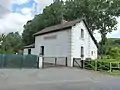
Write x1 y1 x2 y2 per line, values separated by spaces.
85 59 120 71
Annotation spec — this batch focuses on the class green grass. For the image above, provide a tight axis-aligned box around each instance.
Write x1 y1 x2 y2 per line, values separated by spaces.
101 70 120 76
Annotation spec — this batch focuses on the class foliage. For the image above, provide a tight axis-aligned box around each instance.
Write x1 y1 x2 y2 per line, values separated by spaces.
107 46 120 59
22 0 120 54
98 38 120 57
98 38 120 59
22 1 63 45
63 0 120 50
85 59 120 71
107 38 120 46
0 32 23 54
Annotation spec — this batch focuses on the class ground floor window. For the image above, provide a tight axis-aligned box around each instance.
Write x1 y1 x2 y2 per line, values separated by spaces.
28 49 31 54
81 46 84 58
40 46 44 55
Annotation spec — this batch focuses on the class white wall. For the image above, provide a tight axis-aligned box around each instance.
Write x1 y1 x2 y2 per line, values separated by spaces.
23 48 36 55
89 36 98 59
35 30 71 66
71 21 98 65
23 49 28 55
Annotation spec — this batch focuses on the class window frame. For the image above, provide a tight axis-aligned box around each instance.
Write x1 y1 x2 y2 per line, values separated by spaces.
81 29 84 39
28 49 31 54
81 46 84 58
40 46 44 56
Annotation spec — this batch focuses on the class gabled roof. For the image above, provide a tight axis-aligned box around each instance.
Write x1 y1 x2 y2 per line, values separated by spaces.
24 44 35 49
33 19 81 36
33 18 98 48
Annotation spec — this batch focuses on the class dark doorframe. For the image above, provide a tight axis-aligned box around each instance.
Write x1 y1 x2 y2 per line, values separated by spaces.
40 46 44 56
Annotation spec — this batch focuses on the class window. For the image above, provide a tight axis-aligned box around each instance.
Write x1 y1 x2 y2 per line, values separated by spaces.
28 49 31 54
81 46 84 57
40 46 44 55
81 29 84 38
91 51 93 55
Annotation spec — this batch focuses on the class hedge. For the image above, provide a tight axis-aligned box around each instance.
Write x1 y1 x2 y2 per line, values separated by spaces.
84 59 120 71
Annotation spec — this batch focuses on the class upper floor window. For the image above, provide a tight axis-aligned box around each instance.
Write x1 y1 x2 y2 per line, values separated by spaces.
81 29 84 38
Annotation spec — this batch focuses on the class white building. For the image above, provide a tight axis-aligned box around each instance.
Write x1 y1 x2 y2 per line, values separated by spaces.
24 19 98 67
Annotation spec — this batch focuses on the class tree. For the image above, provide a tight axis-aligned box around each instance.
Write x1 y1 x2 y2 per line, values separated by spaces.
63 0 120 55
22 0 120 56
107 46 120 59
0 32 23 54
22 1 63 45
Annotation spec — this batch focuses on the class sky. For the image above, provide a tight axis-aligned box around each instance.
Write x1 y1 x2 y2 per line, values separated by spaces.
0 0 120 41
0 0 53 34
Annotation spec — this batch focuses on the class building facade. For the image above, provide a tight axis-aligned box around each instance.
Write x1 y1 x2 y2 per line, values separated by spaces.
24 19 98 67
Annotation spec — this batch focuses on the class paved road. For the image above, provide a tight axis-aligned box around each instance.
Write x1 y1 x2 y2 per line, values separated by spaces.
0 68 120 90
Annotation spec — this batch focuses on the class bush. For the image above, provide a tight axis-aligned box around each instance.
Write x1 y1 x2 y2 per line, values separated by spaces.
84 59 120 71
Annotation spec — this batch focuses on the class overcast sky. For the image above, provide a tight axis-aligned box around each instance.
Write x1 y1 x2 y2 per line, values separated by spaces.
0 0 120 41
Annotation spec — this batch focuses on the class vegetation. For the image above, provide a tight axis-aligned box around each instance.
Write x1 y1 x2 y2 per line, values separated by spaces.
85 59 120 71
22 1 63 45
102 38 120 59
85 59 120 76
0 32 23 54
22 0 120 51
1 0 120 56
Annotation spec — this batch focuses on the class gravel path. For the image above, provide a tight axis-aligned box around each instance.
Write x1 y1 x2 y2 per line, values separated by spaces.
0 68 120 90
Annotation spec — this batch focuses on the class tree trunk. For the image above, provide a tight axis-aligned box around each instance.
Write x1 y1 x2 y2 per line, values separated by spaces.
99 32 107 58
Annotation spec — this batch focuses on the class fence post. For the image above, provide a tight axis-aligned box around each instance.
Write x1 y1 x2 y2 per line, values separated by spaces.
39 56 43 68
118 63 119 69
95 60 97 71
65 57 67 67
110 62 112 73
118 63 120 69
55 57 57 66
73 58 75 67
83 60 85 69
37 57 39 68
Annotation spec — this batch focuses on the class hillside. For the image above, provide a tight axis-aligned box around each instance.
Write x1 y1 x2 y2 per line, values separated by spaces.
107 38 120 46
